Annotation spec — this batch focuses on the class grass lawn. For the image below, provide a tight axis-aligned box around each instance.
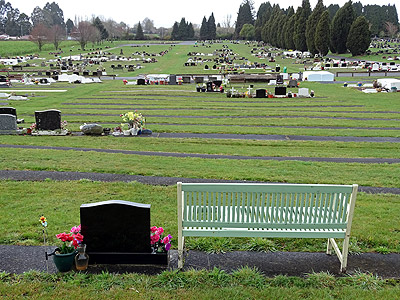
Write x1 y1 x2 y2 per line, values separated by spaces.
0 40 399 296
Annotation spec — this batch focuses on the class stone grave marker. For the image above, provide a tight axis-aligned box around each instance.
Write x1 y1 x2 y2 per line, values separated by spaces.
169 75 177 85
80 200 167 265
275 86 287 96
288 80 298 88
255 89 266 98
0 114 17 134
137 78 146 85
276 75 284 85
0 107 16 116
182 76 191 84
298 88 310 97
35 109 61 130
195 77 204 84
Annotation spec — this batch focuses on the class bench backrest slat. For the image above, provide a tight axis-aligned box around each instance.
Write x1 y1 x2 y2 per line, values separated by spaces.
180 183 356 230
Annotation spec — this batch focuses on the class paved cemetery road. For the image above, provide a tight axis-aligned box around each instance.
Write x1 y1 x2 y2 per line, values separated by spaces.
1 245 400 278
0 170 399 195
1 144 400 163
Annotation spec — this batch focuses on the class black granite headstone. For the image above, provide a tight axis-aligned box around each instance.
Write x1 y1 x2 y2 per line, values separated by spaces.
276 75 284 85
35 109 61 130
0 107 16 117
80 200 166 265
206 82 214 92
137 78 146 85
255 89 266 98
275 86 287 96
182 76 191 84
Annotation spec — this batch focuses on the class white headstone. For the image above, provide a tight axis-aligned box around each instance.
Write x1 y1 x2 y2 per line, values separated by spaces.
298 88 310 97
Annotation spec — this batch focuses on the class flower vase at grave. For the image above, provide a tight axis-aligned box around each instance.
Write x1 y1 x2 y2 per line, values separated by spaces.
75 244 89 271
52 249 76 272
130 127 138 136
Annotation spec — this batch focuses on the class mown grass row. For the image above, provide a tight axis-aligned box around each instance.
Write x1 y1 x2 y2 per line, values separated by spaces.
1 269 399 300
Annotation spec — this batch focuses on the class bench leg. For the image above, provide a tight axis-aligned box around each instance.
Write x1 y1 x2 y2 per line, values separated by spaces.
178 236 184 269
340 235 350 273
326 238 332 255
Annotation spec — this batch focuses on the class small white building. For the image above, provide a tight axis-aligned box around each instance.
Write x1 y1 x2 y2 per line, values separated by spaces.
303 71 334 82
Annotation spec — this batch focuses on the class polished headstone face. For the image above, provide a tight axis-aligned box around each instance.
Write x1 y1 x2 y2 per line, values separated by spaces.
80 200 151 253
255 89 266 98
0 107 16 116
35 109 61 130
0 114 17 133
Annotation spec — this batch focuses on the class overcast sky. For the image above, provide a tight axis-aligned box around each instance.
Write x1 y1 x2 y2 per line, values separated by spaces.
9 0 400 28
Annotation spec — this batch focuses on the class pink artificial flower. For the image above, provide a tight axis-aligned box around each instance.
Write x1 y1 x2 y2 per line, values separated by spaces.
162 236 170 244
156 227 164 235
150 234 160 243
70 225 81 233
150 226 158 233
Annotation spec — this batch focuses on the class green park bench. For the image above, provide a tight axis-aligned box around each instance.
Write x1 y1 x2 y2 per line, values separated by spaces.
177 182 358 272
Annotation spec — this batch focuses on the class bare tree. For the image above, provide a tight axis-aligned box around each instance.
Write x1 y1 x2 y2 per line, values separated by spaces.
222 14 232 29
72 21 98 50
48 24 65 49
29 23 49 51
385 22 398 39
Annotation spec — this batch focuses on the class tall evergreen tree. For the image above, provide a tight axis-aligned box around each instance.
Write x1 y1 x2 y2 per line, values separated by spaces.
188 22 195 40
254 2 272 41
135 21 144 40
284 14 296 50
200 16 208 40
305 0 325 55
207 13 216 40
346 16 371 56
234 0 254 39
314 10 330 56
178 18 188 40
330 1 355 53
66 19 74 34
93 17 108 41
171 21 179 40
294 0 311 51
327 4 339 20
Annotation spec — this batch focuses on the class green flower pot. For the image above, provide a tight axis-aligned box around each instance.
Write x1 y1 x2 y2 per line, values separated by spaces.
53 249 76 272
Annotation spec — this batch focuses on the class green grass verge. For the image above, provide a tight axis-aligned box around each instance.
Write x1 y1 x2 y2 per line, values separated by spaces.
0 269 399 299
1 181 399 253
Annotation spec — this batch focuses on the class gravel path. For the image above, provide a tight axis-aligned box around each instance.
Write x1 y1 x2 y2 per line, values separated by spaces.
1 144 399 164
0 169 399 195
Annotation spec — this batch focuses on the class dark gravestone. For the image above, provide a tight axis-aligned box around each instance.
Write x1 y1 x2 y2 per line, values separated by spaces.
195 77 204 84
0 107 16 116
276 75 284 85
255 89 266 98
137 78 146 85
275 86 287 96
169 75 177 85
35 109 61 130
288 80 297 88
213 80 222 87
80 200 166 264
206 82 214 92
182 76 191 84
0 114 17 134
